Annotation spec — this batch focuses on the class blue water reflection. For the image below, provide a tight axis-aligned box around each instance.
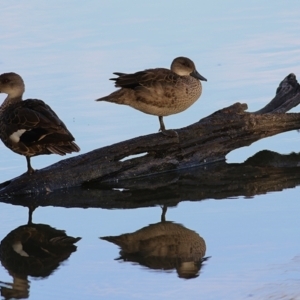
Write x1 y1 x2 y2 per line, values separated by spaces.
1 1 300 299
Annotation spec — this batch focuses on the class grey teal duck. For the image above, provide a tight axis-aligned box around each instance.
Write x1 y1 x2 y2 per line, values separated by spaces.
101 221 207 279
96 56 207 132
0 72 80 174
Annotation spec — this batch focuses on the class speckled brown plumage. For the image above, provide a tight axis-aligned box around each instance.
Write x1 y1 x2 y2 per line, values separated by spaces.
0 72 80 174
96 56 207 132
101 221 207 279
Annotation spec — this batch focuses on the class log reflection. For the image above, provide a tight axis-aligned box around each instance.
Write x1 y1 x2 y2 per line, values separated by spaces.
0 150 300 210
101 207 209 279
0 208 81 299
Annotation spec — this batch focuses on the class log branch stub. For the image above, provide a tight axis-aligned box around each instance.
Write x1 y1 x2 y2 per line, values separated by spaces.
254 73 300 114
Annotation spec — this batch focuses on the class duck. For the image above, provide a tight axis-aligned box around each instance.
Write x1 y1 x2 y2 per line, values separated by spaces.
0 72 80 174
100 206 208 279
0 226 80 299
0 209 81 298
0 222 81 278
101 221 207 279
96 56 207 133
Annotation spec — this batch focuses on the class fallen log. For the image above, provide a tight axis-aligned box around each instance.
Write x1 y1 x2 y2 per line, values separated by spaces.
0 73 300 196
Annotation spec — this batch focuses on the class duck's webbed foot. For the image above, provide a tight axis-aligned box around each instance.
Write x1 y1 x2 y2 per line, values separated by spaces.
158 116 179 138
160 129 179 138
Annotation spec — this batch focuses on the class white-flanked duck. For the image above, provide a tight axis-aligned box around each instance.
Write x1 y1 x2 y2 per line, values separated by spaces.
0 72 80 174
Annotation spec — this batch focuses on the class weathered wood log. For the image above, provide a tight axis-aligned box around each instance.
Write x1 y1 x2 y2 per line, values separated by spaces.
0 73 300 196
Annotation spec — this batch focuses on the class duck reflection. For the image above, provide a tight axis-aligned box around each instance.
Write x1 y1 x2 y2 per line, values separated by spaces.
0 208 81 299
101 206 209 279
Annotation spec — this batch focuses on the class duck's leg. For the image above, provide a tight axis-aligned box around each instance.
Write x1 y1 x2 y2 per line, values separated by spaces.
27 205 36 224
26 156 35 175
158 116 166 132
161 205 168 222
158 116 179 138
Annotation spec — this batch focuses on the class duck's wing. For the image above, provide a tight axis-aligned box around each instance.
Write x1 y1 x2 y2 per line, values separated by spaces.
4 99 76 146
111 68 179 89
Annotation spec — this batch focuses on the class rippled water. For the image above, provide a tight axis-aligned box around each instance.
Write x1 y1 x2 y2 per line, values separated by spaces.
1 2 300 299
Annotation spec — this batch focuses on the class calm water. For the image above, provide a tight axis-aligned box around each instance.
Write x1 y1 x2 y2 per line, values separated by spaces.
1 1 300 299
